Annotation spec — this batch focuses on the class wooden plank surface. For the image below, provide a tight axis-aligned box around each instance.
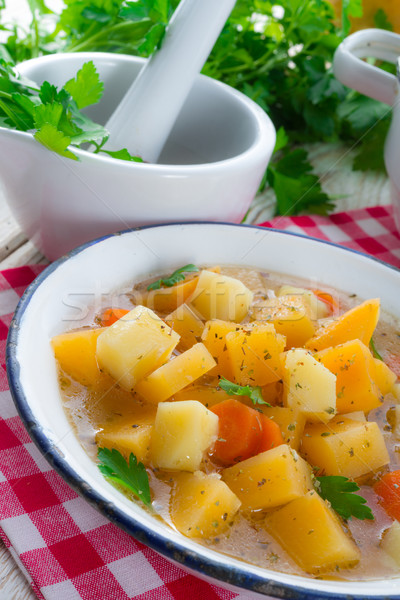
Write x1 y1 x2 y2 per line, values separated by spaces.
0 141 393 599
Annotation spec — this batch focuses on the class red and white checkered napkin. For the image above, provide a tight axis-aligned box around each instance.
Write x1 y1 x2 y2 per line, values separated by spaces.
0 205 399 600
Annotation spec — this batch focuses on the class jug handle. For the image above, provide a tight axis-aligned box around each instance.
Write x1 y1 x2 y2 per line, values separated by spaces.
333 28 399 106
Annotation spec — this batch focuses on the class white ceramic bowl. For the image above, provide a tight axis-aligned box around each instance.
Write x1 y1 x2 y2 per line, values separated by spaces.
0 53 275 261
6 223 400 600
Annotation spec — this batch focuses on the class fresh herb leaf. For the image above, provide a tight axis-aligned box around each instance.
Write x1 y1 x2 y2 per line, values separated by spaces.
341 0 363 37
101 148 144 162
147 264 199 290
64 61 104 110
34 123 78 160
373 8 393 32
98 447 151 507
370 337 383 361
218 377 271 407
316 475 374 521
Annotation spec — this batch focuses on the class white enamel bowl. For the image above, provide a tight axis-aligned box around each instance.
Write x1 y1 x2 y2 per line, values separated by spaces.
6 223 400 600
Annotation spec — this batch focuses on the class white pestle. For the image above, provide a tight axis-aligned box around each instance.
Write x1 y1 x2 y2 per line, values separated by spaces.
104 0 237 163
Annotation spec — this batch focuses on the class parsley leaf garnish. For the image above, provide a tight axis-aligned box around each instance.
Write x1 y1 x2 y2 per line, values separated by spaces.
98 447 151 508
370 337 383 361
147 264 199 291
218 377 271 407
316 475 374 521
64 60 104 110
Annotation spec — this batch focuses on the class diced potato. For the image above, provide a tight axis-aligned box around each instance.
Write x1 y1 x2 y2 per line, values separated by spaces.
340 411 366 422
52 328 106 386
251 294 315 348
170 471 241 538
226 323 285 386
282 348 336 422
381 520 400 567
136 343 216 404
277 285 330 319
372 358 397 396
260 406 306 450
151 400 218 471
222 444 312 510
264 491 360 573
165 303 204 351
190 270 253 323
95 411 155 465
315 340 383 413
201 319 239 379
173 384 232 408
96 306 179 391
305 298 380 352
301 417 390 478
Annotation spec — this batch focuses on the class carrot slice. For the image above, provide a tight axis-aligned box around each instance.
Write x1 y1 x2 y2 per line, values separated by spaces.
99 308 130 327
258 414 284 452
210 399 262 465
374 470 400 520
312 289 338 313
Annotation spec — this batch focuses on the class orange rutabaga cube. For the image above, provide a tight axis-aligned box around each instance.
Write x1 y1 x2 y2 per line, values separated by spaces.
305 298 380 352
222 444 312 510
170 471 241 538
264 491 360 573
301 417 390 478
95 410 156 465
135 343 216 403
226 323 285 386
52 327 106 386
201 319 241 379
96 306 180 391
251 295 315 348
260 406 306 450
134 277 199 314
372 358 397 396
173 384 232 408
315 339 383 413
165 303 204 351
190 270 253 323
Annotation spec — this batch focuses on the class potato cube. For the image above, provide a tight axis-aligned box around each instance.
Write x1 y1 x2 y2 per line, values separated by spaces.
170 471 241 538
277 285 329 319
96 412 155 465
315 340 383 413
190 270 253 323
301 418 390 478
52 328 106 386
372 358 397 396
222 444 312 510
264 491 360 573
151 400 218 471
96 306 179 391
136 343 216 404
165 303 204 351
283 348 336 422
226 323 285 386
201 319 240 379
305 298 380 352
381 520 400 567
260 406 306 450
251 294 315 348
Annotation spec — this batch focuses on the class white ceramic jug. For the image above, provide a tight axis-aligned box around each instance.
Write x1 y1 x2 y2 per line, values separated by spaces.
334 29 400 229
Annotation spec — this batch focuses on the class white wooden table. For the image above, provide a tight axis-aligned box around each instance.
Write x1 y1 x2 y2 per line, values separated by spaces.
0 140 393 599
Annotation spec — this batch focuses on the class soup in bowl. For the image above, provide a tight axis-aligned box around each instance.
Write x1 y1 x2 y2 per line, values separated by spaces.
6 223 400 599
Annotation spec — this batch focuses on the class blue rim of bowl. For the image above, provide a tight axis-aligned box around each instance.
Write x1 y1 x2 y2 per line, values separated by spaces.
5 221 400 600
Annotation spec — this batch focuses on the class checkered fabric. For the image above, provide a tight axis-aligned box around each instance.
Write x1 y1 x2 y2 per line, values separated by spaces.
0 205 399 600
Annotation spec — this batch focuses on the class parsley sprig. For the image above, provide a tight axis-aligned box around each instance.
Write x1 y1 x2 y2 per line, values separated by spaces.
147 264 199 291
98 447 152 508
218 377 271 407
316 475 374 521
370 337 383 361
